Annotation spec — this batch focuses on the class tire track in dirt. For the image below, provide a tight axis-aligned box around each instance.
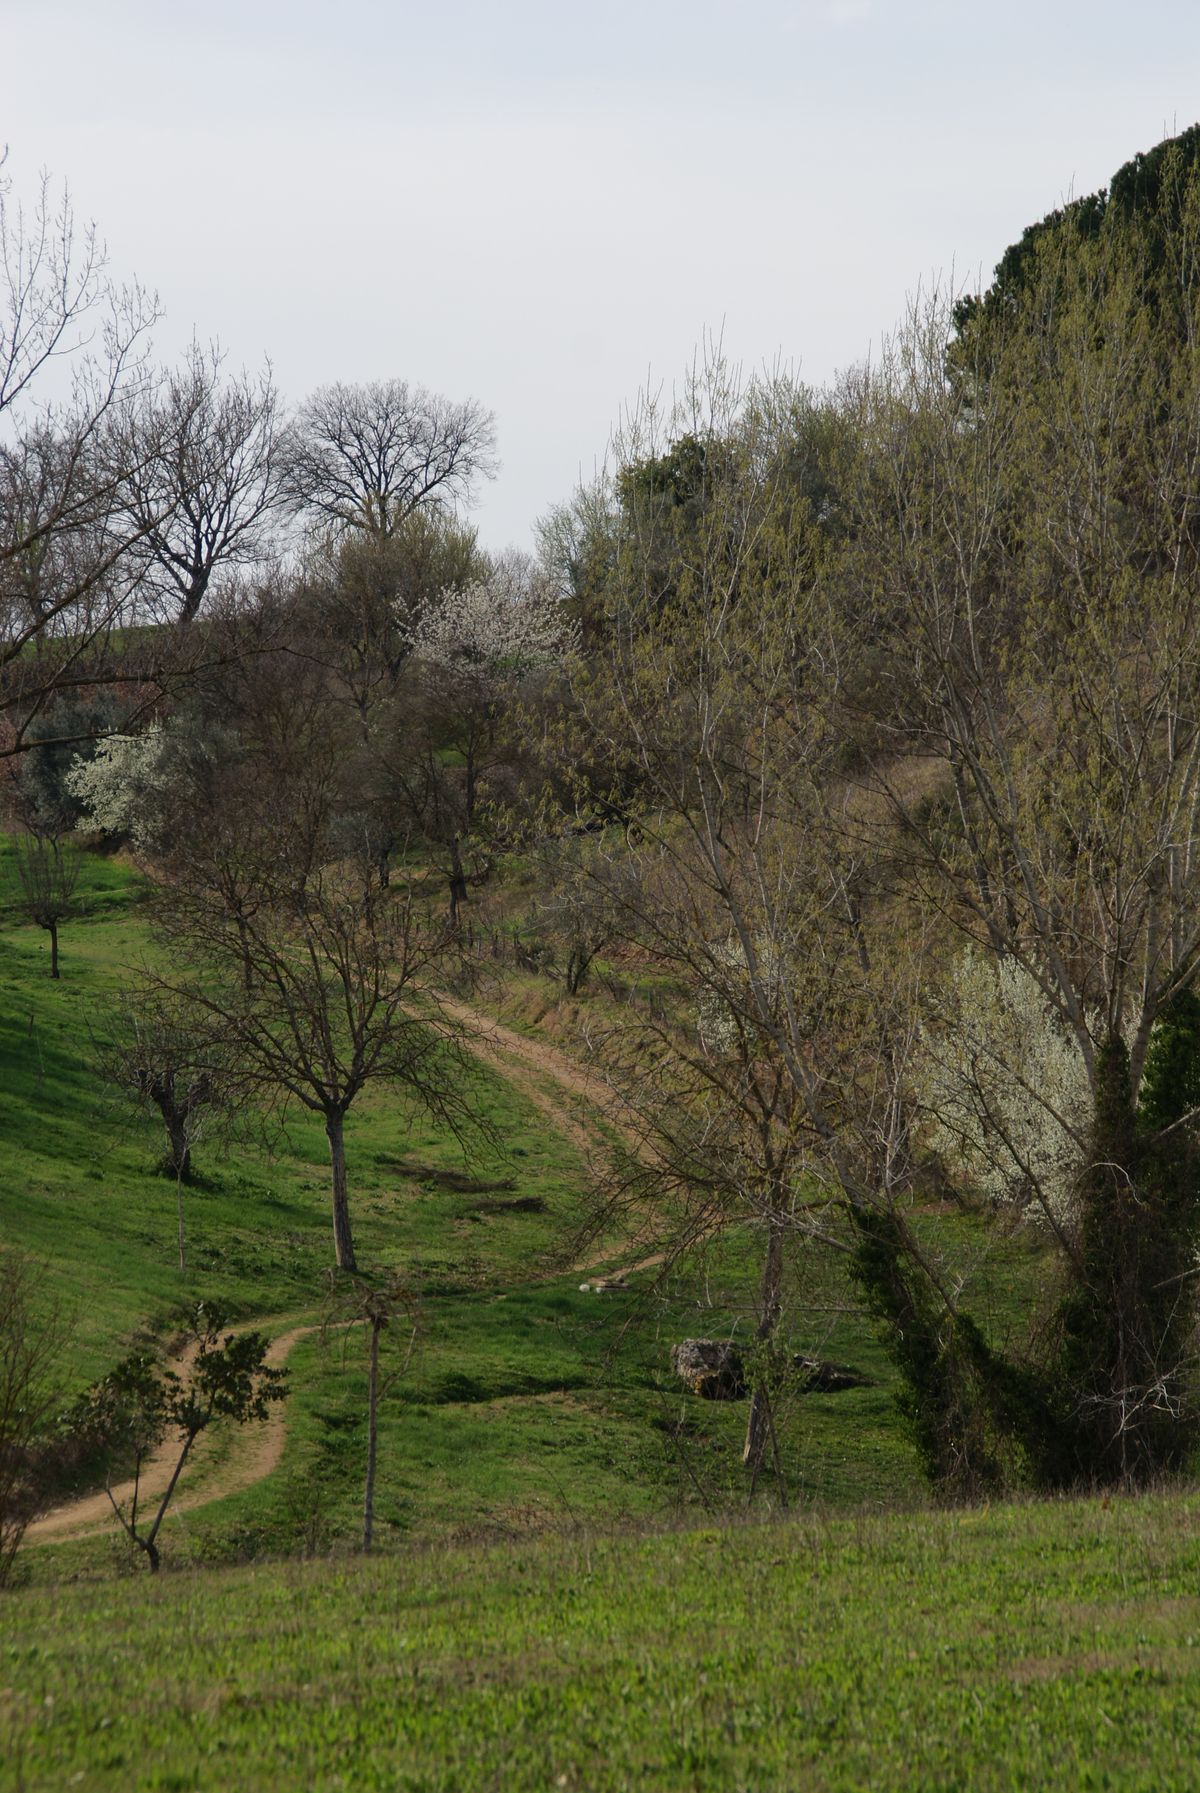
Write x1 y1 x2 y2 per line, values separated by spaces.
441 995 640 1160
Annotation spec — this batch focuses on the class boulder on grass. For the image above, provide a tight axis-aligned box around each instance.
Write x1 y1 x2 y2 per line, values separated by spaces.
671 1339 746 1400
671 1340 872 1401
792 1355 872 1393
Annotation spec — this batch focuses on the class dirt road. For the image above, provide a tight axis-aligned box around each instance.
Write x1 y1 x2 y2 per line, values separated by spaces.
29 1004 662 1549
27 1324 311 1546
441 994 644 1159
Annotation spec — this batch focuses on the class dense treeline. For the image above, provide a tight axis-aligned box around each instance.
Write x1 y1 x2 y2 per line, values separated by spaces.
7 128 1200 1580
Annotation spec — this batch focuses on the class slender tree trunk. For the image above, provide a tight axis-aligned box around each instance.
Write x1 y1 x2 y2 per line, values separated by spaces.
448 836 468 928
566 945 594 996
235 913 253 993
326 1110 357 1271
743 1213 786 1475
175 1162 187 1276
162 1105 191 1184
111 1432 197 1573
363 1318 379 1552
48 919 59 980
141 1431 198 1572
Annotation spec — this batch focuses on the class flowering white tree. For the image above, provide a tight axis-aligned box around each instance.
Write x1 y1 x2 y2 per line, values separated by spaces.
919 947 1094 1237
410 550 578 687
407 552 578 825
64 729 168 845
696 933 794 1062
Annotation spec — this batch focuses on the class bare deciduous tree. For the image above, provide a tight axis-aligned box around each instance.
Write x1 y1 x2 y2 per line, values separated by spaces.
0 168 286 763
113 340 288 626
0 162 161 746
93 992 248 1273
11 829 80 979
563 166 1200 1496
146 732 487 1271
555 358 878 1487
285 378 496 539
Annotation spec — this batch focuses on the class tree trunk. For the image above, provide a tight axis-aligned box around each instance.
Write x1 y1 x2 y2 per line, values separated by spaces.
178 567 208 627
566 945 593 996
162 1105 191 1184
141 1430 198 1571
48 919 59 980
448 836 468 928
175 1164 187 1276
235 913 253 993
1058 1033 1197 1487
326 1110 357 1271
363 1318 379 1552
743 1213 786 1476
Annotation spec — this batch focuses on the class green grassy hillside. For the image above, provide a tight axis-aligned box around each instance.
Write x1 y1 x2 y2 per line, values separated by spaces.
5 1492 1200 1790
0 840 1058 1577
0 851 598 1379
5 861 1199 1792
0 839 925 1570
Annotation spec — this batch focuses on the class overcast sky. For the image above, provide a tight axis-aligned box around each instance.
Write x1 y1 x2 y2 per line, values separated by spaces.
3 0 1199 552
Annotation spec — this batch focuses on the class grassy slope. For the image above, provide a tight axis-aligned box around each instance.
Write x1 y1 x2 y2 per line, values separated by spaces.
6 850 1200 1788
5 1493 1200 1790
0 846 932 1577
0 841 1063 1578
0 879 596 1379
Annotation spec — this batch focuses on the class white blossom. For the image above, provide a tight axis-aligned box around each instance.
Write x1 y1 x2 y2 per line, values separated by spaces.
919 946 1093 1230
409 552 578 689
64 729 168 845
697 932 793 1059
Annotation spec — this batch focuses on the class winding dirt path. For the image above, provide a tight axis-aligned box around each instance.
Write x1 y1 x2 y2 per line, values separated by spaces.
443 995 675 1275
27 1325 311 1546
29 1005 665 1549
441 995 641 1159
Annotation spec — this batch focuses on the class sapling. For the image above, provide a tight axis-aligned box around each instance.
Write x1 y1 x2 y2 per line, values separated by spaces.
80 1304 287 1572
324 1270 418 1552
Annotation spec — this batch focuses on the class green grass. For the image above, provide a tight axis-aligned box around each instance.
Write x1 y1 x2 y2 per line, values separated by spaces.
6 1492 1200 1790
0 835 149 928
0 843 719 1570
0 853 597 1381
7 845 1200 1786
0 854 776 1564
0 840 1068 1578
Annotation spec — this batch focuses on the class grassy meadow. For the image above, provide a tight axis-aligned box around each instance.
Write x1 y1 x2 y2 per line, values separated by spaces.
6 1493 1200 1790
0 840 941 1579
7 842 1197 1790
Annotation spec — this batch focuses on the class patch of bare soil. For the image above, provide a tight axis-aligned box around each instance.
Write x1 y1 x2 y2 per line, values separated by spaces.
443 994 672 1270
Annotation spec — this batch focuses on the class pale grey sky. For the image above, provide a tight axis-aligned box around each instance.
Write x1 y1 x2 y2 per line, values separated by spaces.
3 0 1199 550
